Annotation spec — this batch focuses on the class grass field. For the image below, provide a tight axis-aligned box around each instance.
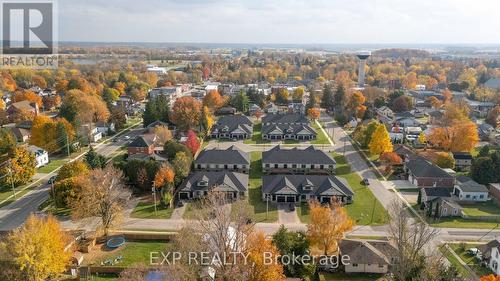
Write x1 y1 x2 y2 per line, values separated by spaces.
448 243 493 277
92 240 170 267
310 122 331 145
130 201 174 219
243 123 271 144
429 217 500 229
248 151 278 222
37 158 68 174
296 154 388 225
461 202 500 217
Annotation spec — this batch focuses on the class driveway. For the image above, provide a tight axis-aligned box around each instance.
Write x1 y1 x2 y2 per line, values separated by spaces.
277 203 300 224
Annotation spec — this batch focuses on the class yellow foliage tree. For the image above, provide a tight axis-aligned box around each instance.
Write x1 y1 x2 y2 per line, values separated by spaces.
369 124 393 156
429 121 479 152
307 200 354 255
30 115 75 154
246 231 286 281
6 214 71 281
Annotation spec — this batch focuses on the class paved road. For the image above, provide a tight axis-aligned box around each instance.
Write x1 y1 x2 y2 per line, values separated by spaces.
0 124 144 231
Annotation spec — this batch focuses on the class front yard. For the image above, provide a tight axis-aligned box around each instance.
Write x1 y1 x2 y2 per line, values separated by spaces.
248 151 278 222
130 200 174 219
461 201 500 217
440 243 494 279
243 123 271 144
297 154 388 225
310 122 331 145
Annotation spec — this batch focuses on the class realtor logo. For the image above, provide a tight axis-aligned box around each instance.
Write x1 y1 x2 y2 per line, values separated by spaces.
1 0 57 68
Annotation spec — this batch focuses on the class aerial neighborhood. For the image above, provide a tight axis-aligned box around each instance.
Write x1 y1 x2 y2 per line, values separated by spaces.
0 44 500 281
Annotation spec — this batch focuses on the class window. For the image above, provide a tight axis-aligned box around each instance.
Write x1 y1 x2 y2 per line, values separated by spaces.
233 165 237 169
320 165 324 169
265 164 270 168
301 164 306 168
311 165 315 169
274 164 278 168
197 164 202 169
379 264 384 268
284 164 287 168
466 194 470 198
352 264 358 267
479 195 484 199
292 164 297 168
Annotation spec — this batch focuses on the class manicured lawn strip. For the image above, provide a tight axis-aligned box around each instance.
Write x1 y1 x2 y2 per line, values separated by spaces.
319 272 384 281
94 240 170 267
297 203 310 223
243 123 271 144
0 183 39 208
333 153 388 225
130 201 174 219
448 243 494 277
439 245 470 278
429 218 500 229
310 122 330 145
460 201 500 217
248 151 277 222
38 198 71 216
37 158 68 173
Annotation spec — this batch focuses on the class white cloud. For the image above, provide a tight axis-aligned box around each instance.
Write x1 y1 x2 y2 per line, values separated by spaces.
57 0 500 44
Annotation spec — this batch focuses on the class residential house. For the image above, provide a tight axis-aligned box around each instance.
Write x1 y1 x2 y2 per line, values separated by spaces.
423 197 462 218
27 145 49 168
375 106 394 125
485 78 500 90
216 106 236 115
177 171 248 200
478 123 495 141
464 98 495 118
479 239 500 276
428 110 444 125
248 104 261 116
406 157 455 188
262 145 336 174
394 112 419 127
452 152 473 171
419 187 453 205
7 100 38 120
262 174 353 204
489 183 500 202
195 146 250 173
128 135 155 155
393 144 416 162
95 121 115 136
210 115 253 140
339 239 396 274
10 127 30 142
261 113 316 141
80 124 103 143
452 176 489 202
149 87 181 105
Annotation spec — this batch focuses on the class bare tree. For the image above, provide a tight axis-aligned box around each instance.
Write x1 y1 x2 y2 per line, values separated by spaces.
388 200 439 281
70 165 131 236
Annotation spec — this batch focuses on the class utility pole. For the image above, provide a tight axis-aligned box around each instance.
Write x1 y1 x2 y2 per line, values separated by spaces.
266 194 269 220
51 180 57 208
152 186 157 215
66 133 70 157
8 161 16 198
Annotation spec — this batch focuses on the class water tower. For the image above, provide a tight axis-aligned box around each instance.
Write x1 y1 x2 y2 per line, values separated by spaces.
356 51 371 88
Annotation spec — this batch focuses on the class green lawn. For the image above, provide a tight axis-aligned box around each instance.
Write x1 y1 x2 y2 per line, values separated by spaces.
130 201 174 219
461 202 500 217
439 245 470 278
297 154 388 225
0 182 38 208
319 272 384 281
93 240 170 267
310 122 331 145
38 198 71 216
248 151 277 222
243 123 271 144
333 153 388 225
429 218 500 229
448 243 493 277
37 158 68 174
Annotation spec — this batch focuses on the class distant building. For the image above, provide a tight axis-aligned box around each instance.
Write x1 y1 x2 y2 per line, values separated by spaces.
210 115 253 140
479 239 500 276
149 87 181 105
27 145 49 168
452 152 473 171
261 113 316 141
262 145 336 174
10 127 30 142
95 121 115 136
128 135 155 155
453 176 489 202
7 100 38 117
405 157 454 188
484 78 500 90
146 66 167 75
195 146 250 173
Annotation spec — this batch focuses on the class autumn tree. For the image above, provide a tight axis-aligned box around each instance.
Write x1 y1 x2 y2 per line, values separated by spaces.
369 123 393 156
479 275 500 281
320 83 334 111
170 96 201 130
418 132 427 145
347 91 366 118
163 140 192 160
275 88 289 104
486 105 500 127
71 165 131 236
292 87 305 102
426 96 442 109
153 164 175 207
184 130 200 155
435 152 455 169
392 95 413 112
200 105 214 135
153 125 172 146
30 115 75 154
307 200 354 255
272 225 315 277
428 121 479 152
380 152 402 166
443 101 470 125
0 146 36 187
403 72 418 89
307 108 321 121
172 151 192 185
54 160 89 206
246 231 286 281
5 214 71 281
203 90 226 110
12 90 42 107
0 128 16 154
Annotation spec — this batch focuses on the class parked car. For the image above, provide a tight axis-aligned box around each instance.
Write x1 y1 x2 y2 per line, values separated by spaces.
48 176 56 184
363 178 370 185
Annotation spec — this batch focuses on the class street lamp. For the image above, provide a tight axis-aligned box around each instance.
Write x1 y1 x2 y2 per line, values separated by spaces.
151 186 157 215
265 194 271 220
8 161 16 198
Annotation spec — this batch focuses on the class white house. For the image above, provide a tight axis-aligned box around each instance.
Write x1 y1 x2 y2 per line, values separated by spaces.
480 239 500 276
27 145 49 168
452 176 489 202
95 122 115 136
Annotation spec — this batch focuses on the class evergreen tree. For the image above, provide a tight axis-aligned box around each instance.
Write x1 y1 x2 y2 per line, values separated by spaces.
84 147 107 169
306 90 316 111
320 83 334 111
55 122 70 155
470 157 496 184
333 83 346 112
231 91 250 114
155 95 170 124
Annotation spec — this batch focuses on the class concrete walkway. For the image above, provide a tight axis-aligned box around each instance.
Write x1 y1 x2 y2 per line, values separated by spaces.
170 204 186 220
277 204 300 224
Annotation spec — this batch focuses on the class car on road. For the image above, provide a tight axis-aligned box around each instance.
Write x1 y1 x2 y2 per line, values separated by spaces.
48 176 56 184
124 136 131 140
362 178 369 185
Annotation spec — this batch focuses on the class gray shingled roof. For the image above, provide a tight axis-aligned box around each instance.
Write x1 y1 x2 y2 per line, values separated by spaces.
211 115 252 135
262 174 352 197
485 78 500 89
195 146 250 165
179 171 248 193
339 239 396 265
261 123 317 136
262 145 335 165
262 113 309 124
406 157 453 178
128 136 153 148
455 176 489 193
421 187 453 198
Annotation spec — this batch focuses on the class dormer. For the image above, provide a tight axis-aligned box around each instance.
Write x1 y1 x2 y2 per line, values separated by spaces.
221 125 229 132
197 175 209 187
302 179 314 191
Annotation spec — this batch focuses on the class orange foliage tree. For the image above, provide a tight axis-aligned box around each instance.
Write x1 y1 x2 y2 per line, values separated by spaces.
429 121 479 152
307 108 321 120
307 200 354 255
203 90 226 110
479 275 500 281
380 152 403 165
170 97 201 130
246 231 286 281
12 90 42 107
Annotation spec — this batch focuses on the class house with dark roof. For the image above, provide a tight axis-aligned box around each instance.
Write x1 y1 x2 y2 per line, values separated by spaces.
393 145 415 162
128 135 155 155
485 78 500 90
452 152 473 171
262 174 353 204
478 239 500 276
177 171 248 200
405 157 454 188
210 115 253 140
423 197 462 218
10 127 30 142
428 110 444 125
262 145 336 174
7 100 38 116
261 113 316 141
339 239 396 274
452 176 489 202
194 146 250 173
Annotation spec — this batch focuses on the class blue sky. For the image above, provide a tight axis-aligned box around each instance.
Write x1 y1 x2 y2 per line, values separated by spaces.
56 0 500 44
